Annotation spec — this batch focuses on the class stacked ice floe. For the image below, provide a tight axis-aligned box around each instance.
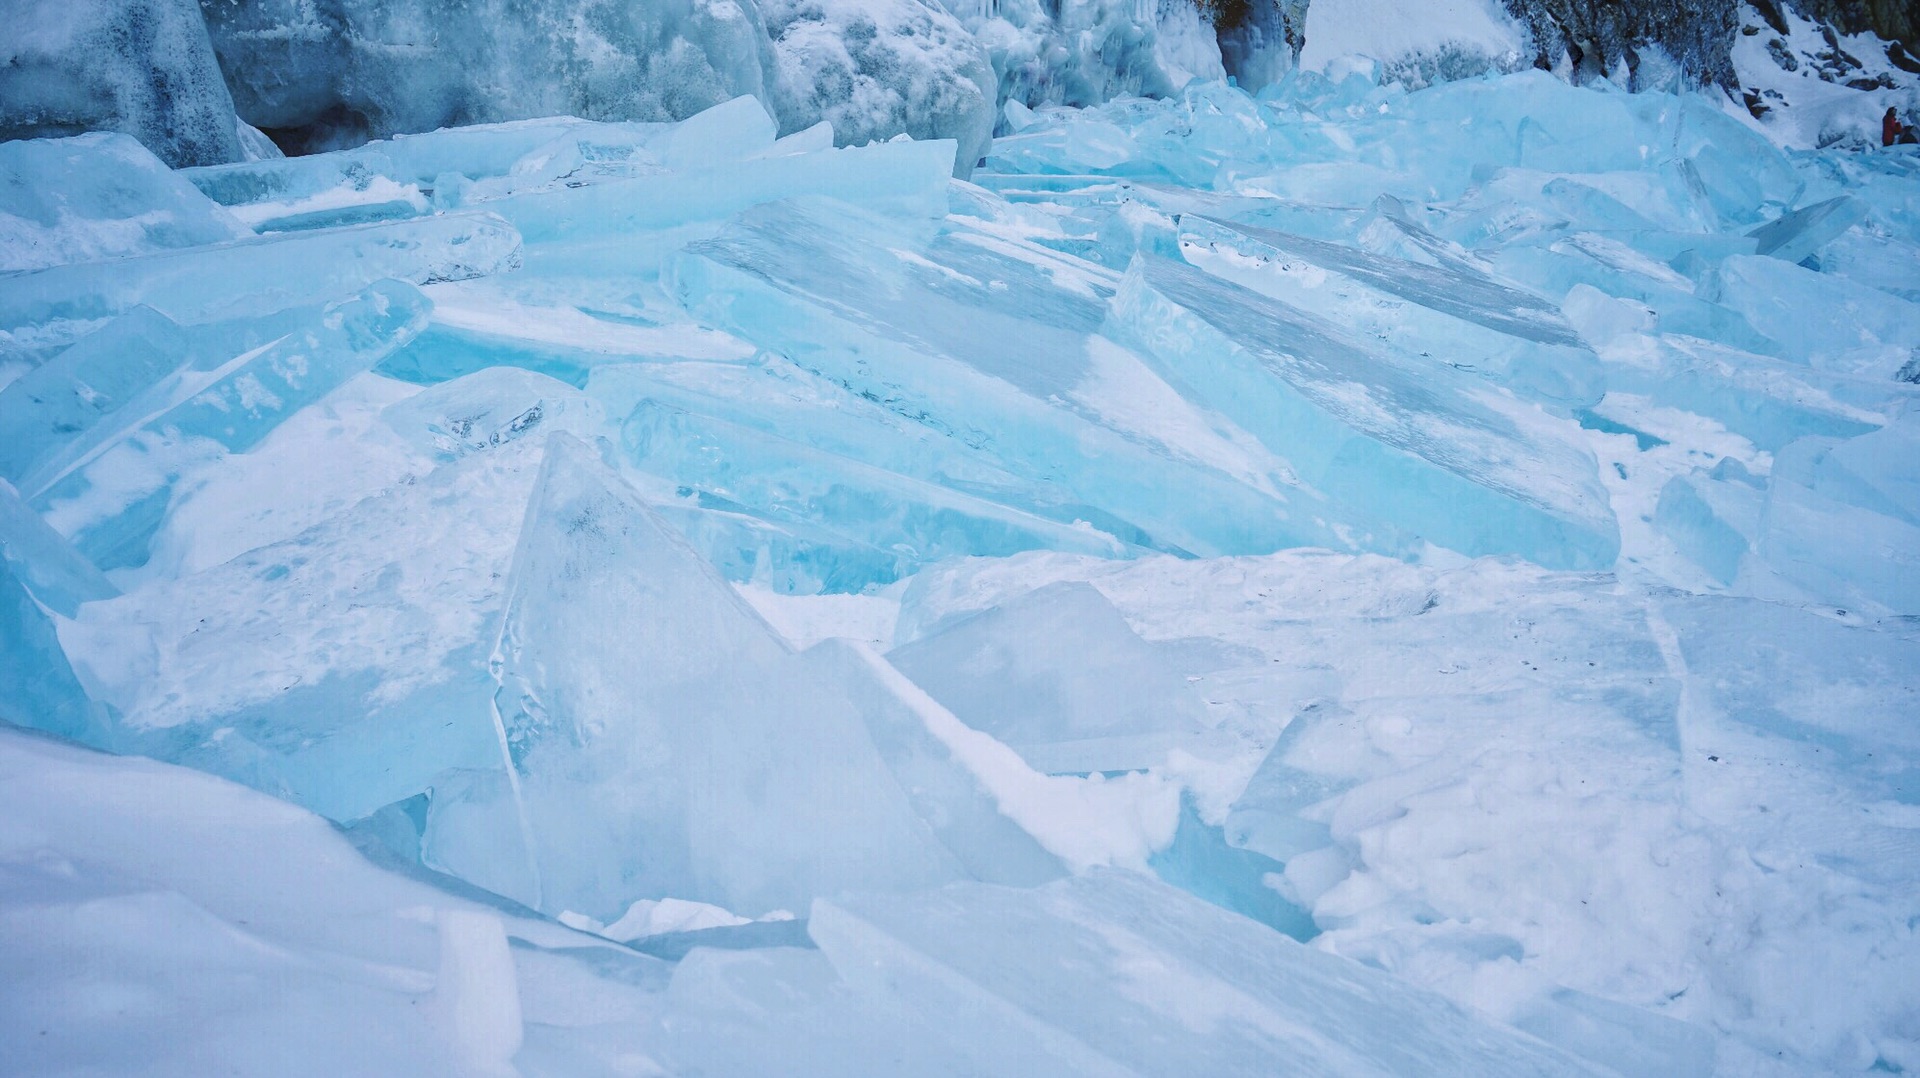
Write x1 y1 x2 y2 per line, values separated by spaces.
2 68 1918 1075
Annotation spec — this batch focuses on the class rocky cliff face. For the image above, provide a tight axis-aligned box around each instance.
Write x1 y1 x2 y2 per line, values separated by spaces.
1 0 1914 167
1219 0 1914 94
1206 0 1307 89
1 0 245 167
1783 0 1916 49
1222 0 1917 148
1503 0 1744 87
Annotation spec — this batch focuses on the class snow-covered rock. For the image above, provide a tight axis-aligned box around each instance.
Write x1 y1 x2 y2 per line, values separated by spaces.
1298 0 1532 85
0 0 245 167
763 0 998 175
199 0 777 154
1731 0 1920 148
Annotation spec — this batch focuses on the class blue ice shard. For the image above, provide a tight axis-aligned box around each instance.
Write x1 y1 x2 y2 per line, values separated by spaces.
0 306 189 484
1223 703 1356 865
0 473 117 744
589 359 1049 504
672 196 1327 558
619 399 1128 584
1484 238 1782 357
802 638 1067 887
652 499 911 596
1712 254 1920 379
1110 254 1619 569
1748 195 1869 266
1654 476 1756 586
1758 423 1920 615
491 138 957 242
0 480 117 618
380 366 607 463
1177 215 1605 407
886 581 1219 774
57 436 546 821
181 118 596 208
0 133 251 273
653 95 778 172
1658 595 1920 817
178 97 782 231
422 434 967 920
1187 215 1585 348
0 557 110 744
28 280 431 569
0 212 514 340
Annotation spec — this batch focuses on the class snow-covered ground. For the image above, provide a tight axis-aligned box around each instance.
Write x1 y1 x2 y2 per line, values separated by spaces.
3 59 1919 1076
1731 1 1920 149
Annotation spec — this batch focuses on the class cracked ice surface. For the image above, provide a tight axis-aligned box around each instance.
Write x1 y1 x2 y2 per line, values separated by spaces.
2 71 1918 1076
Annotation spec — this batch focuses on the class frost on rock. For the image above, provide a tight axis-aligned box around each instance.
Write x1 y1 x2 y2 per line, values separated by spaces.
959 0 1200 117
0 0 245 167
4 0 1917 175
199 0 776 154
763 0 998 176
196 0 1006 171
1497 0 1742 88
1298 0 1533 87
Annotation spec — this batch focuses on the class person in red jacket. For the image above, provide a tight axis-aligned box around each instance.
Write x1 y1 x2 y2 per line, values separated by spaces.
1887 107 1919 147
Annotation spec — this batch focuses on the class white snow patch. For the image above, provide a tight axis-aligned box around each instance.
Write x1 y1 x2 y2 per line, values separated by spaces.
1299 0 1528 76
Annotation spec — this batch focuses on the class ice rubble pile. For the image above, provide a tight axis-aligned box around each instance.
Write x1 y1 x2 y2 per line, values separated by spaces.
2 67 1918 1075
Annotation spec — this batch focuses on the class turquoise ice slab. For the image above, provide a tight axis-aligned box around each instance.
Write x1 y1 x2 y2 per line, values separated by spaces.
803 638 1067 887
0 559 110 744
0 480 116 618
886 581 1217 774
183 118 601 207
1187 215 1584 347
0 133 250 272
56 439 543 823
0 212 516 338
489 137 956 242
1112 254 1618 569
620 399 1129 584
422 434 969 920
1748 195 1869 265
28 280 431 570
673 197 1331 558
0 306 188 484
1177 215 1605 407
